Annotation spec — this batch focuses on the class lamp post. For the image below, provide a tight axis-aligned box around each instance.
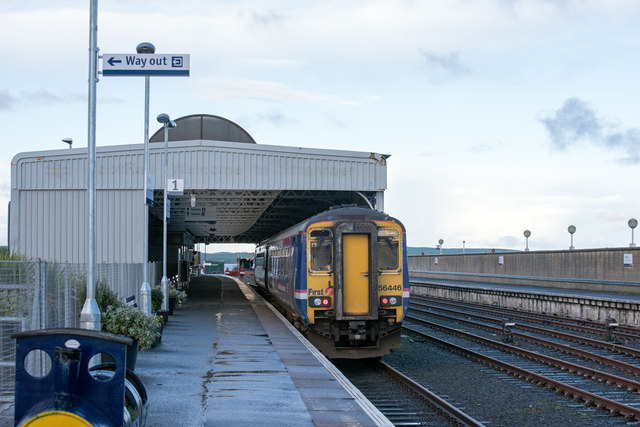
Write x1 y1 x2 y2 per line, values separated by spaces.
80 0 100 331
138 42 155 316
524 229 531 251
629 218 638 248
62 138 73 149
438 239 444 255
157 113 176 312
568 225 576 250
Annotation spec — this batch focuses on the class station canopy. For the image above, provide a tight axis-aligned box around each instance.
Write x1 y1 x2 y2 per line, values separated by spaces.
147 114 387 245
10 113 389 263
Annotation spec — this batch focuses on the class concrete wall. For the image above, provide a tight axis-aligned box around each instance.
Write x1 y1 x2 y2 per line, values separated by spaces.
409 248 640 294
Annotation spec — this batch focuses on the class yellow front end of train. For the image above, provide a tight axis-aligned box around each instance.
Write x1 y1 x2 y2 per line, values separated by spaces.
305 217 407 358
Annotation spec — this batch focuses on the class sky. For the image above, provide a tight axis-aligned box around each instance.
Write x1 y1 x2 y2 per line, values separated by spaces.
1 0 640 253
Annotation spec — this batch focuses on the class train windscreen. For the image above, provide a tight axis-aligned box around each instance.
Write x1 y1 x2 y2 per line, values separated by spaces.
309 229 333 271
377 229 399 270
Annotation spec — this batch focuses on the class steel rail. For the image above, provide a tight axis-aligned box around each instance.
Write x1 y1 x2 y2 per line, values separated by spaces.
409 305 640 378
375 360 485 427
406 315 640 393
403 323 640 421
410 299 640 359
411 295 640 342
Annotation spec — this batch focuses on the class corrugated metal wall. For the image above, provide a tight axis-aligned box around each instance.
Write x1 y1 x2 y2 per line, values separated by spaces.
147 141 387 191
10 141 387 263
11 189 143 263
12 142 386 192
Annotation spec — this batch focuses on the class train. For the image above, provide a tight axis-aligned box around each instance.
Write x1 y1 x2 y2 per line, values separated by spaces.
254 205 409 359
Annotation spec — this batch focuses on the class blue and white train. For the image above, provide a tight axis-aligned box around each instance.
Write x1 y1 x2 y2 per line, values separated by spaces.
255 205 409 359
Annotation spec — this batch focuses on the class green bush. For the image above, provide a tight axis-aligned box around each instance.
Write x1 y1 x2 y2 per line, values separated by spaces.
76 279 121 314
151 287 163 312
101 305 161 351
0 247 28 260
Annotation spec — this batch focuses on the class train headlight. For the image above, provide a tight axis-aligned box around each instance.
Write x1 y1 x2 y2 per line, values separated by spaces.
380 295 401 307
309 296 332 307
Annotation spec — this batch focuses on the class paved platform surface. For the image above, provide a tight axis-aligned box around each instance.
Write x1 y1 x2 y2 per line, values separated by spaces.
135 275 389 427
410 277 640 302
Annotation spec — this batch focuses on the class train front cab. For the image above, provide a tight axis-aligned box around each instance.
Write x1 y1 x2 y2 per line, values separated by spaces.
305 218 407 359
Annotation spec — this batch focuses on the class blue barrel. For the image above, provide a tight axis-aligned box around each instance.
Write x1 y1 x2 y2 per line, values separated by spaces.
13 328 147 426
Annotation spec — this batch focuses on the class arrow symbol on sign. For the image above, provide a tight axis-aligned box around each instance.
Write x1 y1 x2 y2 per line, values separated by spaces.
107 57 122 66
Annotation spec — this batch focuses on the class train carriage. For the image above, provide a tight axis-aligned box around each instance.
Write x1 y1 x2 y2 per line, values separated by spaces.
255 205 409 359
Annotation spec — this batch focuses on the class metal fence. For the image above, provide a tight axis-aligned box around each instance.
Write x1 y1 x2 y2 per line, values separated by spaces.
0 260 157 423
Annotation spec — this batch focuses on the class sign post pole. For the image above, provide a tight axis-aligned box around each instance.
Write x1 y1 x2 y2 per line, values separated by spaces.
80 0 101 331
138 42 155 316
102 49 189 316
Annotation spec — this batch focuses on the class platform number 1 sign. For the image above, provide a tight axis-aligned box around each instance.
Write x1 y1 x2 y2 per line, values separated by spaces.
167 178 184 196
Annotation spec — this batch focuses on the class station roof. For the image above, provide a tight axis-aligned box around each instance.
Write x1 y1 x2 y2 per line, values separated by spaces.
144 140 388 244
12 115 389 247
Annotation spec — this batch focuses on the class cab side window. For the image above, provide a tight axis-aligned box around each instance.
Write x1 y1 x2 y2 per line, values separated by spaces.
309 229 333 272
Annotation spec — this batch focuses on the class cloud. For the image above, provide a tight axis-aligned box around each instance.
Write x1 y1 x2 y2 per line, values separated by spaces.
0 90 15 110
0 89 89 111
540 98 640 163
470 141 501 153
237 109 296 129
257 110 295 127
0 89 124 112
251 10 286 26
196 78 357 105
421 51 471 83
23 90 85 105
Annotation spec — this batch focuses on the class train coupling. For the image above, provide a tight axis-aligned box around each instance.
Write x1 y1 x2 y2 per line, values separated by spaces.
348 321 367 341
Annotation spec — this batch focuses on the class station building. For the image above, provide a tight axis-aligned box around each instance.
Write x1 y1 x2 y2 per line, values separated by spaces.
9 114 390 278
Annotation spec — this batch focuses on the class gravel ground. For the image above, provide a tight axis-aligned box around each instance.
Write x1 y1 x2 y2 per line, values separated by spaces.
381 333 635 427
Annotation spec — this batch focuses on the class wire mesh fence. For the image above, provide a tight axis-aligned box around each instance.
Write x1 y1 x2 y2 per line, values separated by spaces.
0 260 153 423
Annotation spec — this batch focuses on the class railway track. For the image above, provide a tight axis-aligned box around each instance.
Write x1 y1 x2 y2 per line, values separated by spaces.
405 297 640 422
411 295 640 344
335 359 484 426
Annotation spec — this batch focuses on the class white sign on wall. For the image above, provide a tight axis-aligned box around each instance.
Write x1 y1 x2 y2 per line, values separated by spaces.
167 179 184 196
624 253 633 267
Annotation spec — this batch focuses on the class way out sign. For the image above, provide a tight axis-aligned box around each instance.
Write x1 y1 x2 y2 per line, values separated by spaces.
102 53 190 76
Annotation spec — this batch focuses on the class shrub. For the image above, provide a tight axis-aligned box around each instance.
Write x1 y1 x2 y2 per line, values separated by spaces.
101 305 161 351
151 287 163 312
76 279 121 314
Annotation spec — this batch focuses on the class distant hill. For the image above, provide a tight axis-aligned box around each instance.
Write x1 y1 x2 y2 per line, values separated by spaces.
202 252 253 263
202 248 514 262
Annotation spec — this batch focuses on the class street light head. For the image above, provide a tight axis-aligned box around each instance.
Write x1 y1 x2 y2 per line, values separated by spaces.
629 218 638 230
157 113 171 124
157 113 177 128
136 42 156 54
62 138 73 148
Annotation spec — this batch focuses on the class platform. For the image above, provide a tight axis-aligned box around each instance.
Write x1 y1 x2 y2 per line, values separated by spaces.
134 275 390 426
410 276 640 303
